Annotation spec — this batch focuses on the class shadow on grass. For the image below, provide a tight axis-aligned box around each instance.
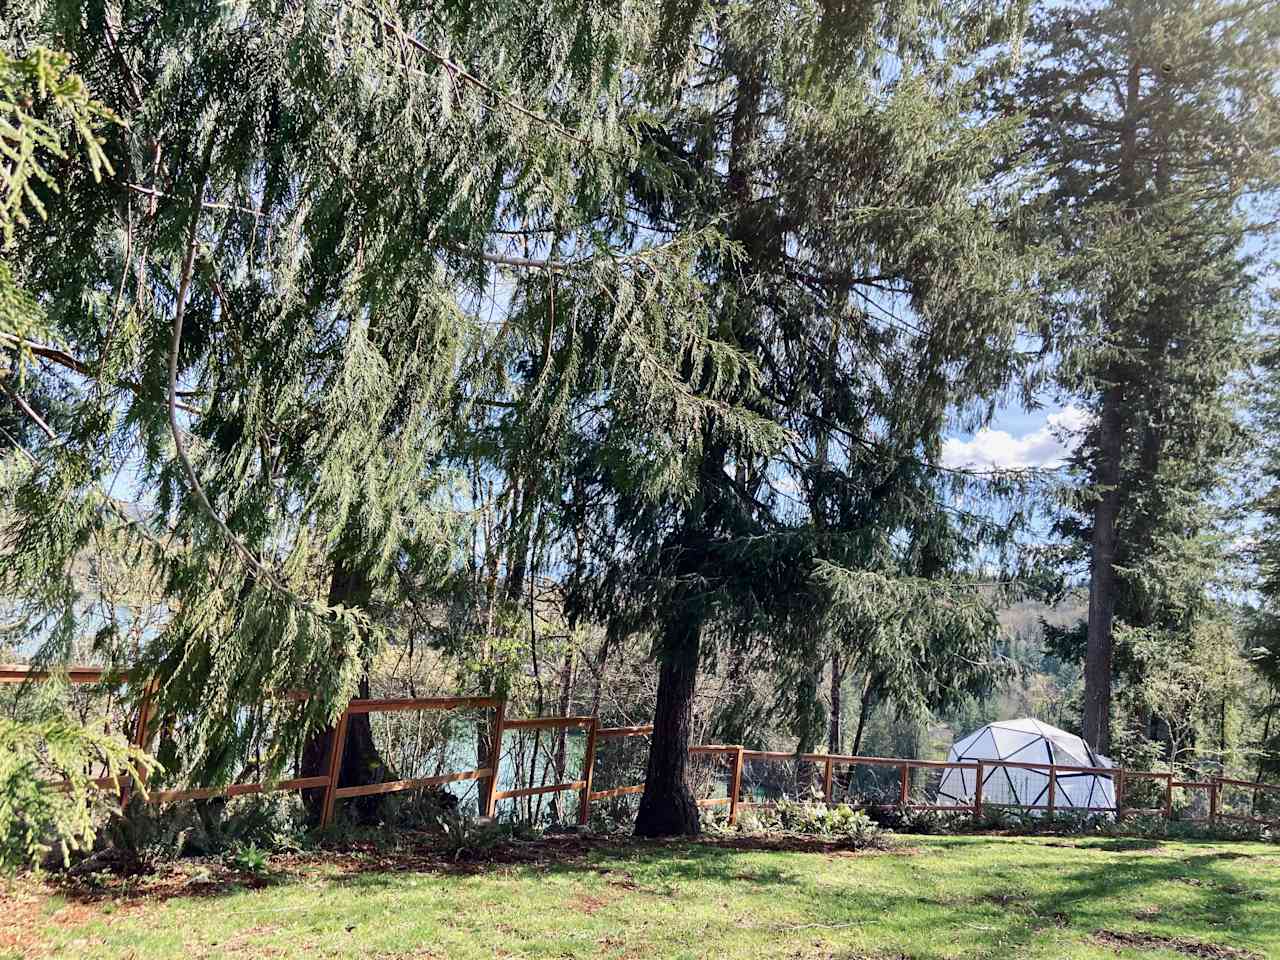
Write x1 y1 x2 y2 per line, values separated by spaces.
46 833 1280 957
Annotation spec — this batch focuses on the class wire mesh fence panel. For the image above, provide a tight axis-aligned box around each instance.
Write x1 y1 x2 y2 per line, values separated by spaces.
494 724 589 825
587 733 649 823
1217 779 1280 823
687 751 733 805
145 696 318 800
831 762 900 807
2 668 138 786
1169 783 1213 822
739 756 807 804
363 705 492 817
909 765 947 805
1121 774 1169 813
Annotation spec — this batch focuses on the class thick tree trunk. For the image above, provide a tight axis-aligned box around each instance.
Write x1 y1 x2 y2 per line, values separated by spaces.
851 673 877 757
1083 383 1123 754
1082 52 1142 756
827 653 842 755
301 559 394 825
634 617 702 837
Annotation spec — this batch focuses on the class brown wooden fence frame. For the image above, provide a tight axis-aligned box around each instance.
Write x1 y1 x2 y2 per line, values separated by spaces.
484 715 598 820
3 666 504 827
8 664 1280 831
319 695 502 827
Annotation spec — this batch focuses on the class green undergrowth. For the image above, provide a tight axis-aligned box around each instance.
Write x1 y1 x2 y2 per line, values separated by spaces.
6 833 1280 959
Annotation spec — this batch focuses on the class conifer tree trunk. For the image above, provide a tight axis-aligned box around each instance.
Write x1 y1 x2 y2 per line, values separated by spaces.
301 559 394 824
634 57 762 839
634 616 702 837
852 673 878 757
828 654 842 755
1083 384 1123 754
1083 54 1140 756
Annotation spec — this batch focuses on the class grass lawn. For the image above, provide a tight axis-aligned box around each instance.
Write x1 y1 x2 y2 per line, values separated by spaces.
5 833 1279 959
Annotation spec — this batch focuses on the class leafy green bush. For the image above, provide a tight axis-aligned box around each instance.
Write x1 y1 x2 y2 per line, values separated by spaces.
435 811 502 861
381 786 459 831
740 798 888 847
892 807 977 835
226 841 269 875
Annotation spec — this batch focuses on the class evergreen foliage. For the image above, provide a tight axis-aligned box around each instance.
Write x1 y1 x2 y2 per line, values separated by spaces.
1010 0 1280 753
3 0 1279 856
550 0 1039 836
1 1 762 787
0 42 154 873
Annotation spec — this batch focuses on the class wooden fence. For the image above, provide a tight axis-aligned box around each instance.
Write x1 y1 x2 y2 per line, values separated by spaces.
6 664 1279 830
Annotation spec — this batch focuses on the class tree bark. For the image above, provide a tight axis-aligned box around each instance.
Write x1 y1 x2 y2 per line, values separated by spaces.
827 653 842 755
551 648 574 820
1083 50 1142 757
632 45 760 841
301 559 395 824
851 672 877 757
634 616 702 837
1083 383 1123 754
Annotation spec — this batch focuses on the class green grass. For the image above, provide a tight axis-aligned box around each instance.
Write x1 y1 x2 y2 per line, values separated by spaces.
8 834 1280 959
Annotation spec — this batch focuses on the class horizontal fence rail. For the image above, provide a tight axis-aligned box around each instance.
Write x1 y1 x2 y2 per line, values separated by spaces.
9 665 1280 832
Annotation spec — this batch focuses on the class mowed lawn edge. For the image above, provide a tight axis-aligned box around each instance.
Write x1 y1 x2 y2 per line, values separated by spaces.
5 834 1279 960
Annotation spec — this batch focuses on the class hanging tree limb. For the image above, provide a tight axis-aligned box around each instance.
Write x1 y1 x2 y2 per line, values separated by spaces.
164 179 303 604
0 331 204 413
362 5 594 149
0 374 177 557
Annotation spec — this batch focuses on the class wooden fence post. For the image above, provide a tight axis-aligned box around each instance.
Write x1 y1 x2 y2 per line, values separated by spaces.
319 707 351 829
729 746 744 824
824 756 833 804
578 717 599 827
899 763 910 808
484 698 506 819
1209 776 1220 823
1115 767 1125 817
1047 765 1056 817
974 762 984 822
1163 773 1174 820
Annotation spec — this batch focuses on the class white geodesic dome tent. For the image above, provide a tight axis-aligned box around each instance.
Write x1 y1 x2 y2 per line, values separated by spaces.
936 718 1116 814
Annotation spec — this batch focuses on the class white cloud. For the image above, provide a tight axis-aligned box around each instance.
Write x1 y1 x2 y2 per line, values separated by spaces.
941 406 1089 471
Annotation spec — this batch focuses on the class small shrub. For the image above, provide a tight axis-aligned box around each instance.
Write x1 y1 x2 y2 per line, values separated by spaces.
734 807 767 836
1 699 155 873
699 805 732 835
226 841 269 875
101 791 310 873
435 811 501 861
587 801 637 835
382 787 459 832
746 798 888 847
894 807 975 835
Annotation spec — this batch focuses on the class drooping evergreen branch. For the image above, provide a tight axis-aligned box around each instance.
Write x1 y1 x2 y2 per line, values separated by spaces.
0 376 55 441
122 183 263 219
0 331 203 412
360 5 595 149
163 190 301 604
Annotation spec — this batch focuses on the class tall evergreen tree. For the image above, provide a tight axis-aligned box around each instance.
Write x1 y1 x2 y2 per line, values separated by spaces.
1011 0 1280 752
0 1 759 790
558 0 1038 836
